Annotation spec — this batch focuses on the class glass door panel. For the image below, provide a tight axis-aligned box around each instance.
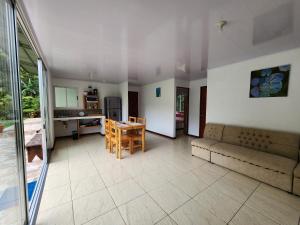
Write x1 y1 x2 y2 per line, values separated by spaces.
38 59 48 163
0 0 27 224
17 24 48 211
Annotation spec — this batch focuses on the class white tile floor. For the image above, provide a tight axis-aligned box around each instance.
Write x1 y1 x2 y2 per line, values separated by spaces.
36 133 300 225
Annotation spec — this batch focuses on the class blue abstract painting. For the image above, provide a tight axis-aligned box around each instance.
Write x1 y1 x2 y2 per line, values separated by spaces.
250 64 290 98
156 87 161 97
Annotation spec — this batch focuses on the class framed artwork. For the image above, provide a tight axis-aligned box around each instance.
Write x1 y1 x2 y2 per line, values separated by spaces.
249 64 290 98
156 87 161 97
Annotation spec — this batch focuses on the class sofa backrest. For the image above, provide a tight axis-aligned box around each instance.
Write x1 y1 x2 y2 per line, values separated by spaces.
222 125 300 160
204 123 225 141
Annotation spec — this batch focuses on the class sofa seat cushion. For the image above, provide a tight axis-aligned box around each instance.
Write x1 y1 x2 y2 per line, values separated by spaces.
191 138 219 150
210 143 297 175
294 164 300 178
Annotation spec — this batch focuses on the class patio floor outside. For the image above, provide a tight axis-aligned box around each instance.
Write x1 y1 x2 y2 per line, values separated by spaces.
0 118 43 224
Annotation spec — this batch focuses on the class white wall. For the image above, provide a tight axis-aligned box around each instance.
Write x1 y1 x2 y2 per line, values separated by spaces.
140 78 176 137
52 78 121 110
128 85 141 92
175 79 189 88
207 48 300 133
188 78 207 136
119 81 128 121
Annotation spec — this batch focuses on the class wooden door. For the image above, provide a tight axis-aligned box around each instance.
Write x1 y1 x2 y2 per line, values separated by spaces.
128 91 139 117
199 86 207 138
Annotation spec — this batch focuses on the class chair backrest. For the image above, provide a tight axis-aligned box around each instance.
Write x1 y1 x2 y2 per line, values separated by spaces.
129 116 137 122
109 120 117 139
137 117 146 125
105 119 110 135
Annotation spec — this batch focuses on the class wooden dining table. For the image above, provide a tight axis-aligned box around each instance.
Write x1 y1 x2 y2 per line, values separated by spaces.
115 121 146 159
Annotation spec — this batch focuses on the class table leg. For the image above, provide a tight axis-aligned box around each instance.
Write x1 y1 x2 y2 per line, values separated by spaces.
118 128 122 159
142 128 145 152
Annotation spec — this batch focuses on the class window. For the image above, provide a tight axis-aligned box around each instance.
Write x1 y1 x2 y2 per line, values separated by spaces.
54 87 78 108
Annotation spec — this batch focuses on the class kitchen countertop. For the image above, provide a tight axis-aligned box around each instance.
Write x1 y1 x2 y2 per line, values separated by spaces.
53 115 105 121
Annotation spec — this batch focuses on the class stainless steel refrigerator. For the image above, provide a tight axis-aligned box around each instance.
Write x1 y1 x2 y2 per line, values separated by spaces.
104 97 122 121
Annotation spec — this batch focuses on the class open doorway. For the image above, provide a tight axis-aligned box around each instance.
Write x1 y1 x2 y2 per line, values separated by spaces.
128 91 139 118
176 87 189 137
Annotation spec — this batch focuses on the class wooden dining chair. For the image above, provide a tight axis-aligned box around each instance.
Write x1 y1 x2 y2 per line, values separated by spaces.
105 119 111 150
131 117 146 153
109 120 132 158
128 116 137 123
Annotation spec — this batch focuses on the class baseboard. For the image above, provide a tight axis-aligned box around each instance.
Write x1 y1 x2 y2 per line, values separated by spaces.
146 130 176 139
187 134 200 138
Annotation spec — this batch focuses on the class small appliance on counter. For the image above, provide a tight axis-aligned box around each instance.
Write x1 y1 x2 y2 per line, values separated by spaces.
78 111 85 117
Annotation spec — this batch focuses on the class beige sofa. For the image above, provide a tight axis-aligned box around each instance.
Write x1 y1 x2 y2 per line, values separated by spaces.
191 123 300 194
294 164 300 195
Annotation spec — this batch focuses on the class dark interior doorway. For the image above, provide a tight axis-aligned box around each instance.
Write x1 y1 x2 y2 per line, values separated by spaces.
199 86 207 138
176 87 189 136
128 91 139 117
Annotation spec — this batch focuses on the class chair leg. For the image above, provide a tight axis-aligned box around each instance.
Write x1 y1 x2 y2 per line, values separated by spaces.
118 145 121 159
115 145 119 159
130 140 133 154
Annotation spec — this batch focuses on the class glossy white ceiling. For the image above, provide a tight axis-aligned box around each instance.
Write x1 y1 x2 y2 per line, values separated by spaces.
22 0 300 84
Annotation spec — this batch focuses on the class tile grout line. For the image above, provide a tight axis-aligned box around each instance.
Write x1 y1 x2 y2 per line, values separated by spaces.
227 182 261 224
87 146 128 225
151 166 231 223
67 146 77 225
38 146 73 213
45 140 206 220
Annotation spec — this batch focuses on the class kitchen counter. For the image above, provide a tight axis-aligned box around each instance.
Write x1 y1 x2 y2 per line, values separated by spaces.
53 115 105 121
53 115 105 137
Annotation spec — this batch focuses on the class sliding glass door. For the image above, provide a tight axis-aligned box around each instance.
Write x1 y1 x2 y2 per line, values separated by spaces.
38 59 49 161
17 25 50 223
0 0 28 224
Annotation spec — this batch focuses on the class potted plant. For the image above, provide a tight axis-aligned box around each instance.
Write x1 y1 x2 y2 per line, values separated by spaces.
0 123 4 133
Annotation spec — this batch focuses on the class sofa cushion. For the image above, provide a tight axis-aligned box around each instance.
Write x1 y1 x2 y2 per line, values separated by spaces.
211 152 293 192
191 138 219 150
203 123 225 141
294 164 300 178
210 143 297 175
222 125 300 160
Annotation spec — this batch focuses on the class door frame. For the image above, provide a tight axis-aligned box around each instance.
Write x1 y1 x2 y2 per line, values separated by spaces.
199 86 207 138
176 87 189 135
3 0 29 224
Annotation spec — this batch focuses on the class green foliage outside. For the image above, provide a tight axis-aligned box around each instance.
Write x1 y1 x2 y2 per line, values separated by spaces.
0 46 40 128
20 67 40 118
